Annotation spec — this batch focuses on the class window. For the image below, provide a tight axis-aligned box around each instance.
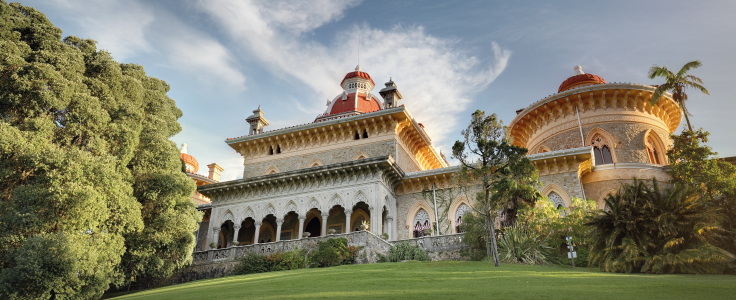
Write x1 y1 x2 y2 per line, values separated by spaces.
548 192 567 216
455 204 470 233
276 145 281 154
362 129 368 139
354 131 360 140
269 146 274 155
646 136 662 165
413 209 430 238
590 133 613 165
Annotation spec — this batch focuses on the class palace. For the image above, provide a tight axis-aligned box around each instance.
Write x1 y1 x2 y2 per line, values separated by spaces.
189 64 680 251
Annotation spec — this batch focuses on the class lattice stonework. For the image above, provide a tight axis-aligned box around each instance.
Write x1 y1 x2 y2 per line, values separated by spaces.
414 209 430 227
456 204 470 222
549 192 565 208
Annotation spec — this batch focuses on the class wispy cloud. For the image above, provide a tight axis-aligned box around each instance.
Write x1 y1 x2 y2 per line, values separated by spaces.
199 0 511 148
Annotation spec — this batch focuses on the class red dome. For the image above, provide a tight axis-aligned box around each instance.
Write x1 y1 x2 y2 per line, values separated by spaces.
341 71 375 86
181 153 199 173
558 74 606 93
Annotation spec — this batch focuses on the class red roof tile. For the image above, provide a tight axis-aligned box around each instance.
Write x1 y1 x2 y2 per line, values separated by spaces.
328 92 381 115
340 71 375 86
181 153 199 172
558 74 606 93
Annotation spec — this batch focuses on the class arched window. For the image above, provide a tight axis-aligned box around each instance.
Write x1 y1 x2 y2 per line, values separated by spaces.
646 136 662 165
548 192 567 216
590 134 613 165
269 146 274 155
413 209 430 238
362 129 368 139
354 131 360 140
276 145 282 154
455 204 471 233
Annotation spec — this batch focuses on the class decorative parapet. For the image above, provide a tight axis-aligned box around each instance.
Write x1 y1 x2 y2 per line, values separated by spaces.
192 230 392 265
389 233 466 252
527 147 594 179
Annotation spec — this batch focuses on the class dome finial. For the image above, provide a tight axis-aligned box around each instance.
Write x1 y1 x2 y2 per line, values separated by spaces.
181 143 188 154
355 64 361 71
574 65 584 75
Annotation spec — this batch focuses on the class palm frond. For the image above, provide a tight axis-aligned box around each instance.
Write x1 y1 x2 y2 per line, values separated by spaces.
677 60 703 77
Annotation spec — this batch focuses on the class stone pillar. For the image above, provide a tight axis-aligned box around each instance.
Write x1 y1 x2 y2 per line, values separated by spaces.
253 222 262 244
212 227 221 248
275 219 283 241
298 216 305 239
321 213 329 236
370 207 381 235
386 217 394 240
344 209 352 233
232 224 241 245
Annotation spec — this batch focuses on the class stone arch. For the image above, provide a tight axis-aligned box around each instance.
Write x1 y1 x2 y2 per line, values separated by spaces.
328 194 345 209
643 129 667 165
598 189 617 210
405 200 435 230
264 165 279 175
283 201 299 216
220 210 235 226
352 150 369 161
304 198 321 215
306 158 323 168
540 183 572 208
350 208 371 232
448 195 472 230
243 207 255 221
261 204 276 220
586 127 617 164
536 145 551 154
351 190 370 209
258 221 276 243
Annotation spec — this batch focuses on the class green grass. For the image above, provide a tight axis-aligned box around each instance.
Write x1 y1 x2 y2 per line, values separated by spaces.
111 261 736 300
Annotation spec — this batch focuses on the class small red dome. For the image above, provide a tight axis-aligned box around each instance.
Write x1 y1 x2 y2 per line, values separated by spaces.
181 153 199 173
558 74 606 93
341 71 375 86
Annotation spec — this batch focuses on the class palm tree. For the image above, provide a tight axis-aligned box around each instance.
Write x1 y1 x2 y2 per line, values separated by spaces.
648 61 709 131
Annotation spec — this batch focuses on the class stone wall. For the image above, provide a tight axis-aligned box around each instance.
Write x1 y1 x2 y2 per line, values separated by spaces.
539 171 584 200
396 144 421 173
534 123 670 164
391 233 468 261
242 140 395 178
395 192 426 240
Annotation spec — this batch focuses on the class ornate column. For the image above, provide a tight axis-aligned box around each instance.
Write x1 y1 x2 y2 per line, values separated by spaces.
321 213 329 236
298 216 305 239
212 227 221 248
370 206 381 235
232 224 241 245
253 221 262 244
386 217 394 240
275 219 283 241
344 209 352 234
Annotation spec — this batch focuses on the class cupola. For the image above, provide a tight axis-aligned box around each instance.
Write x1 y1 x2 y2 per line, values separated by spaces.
180 143 199 173
316 65 383 122
558 66 606 93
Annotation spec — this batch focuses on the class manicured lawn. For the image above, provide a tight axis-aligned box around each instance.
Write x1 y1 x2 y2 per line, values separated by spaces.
111 261 736 300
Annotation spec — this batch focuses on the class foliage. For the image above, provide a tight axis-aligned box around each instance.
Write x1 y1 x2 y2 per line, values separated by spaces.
310 238 350 267
586 179 733 274
0 2 198 298
234 248 309 275
458 213 492 261
667 129 736 271
387 242 430 262
452 110 540 266
648 61 709 130
497 225 554 265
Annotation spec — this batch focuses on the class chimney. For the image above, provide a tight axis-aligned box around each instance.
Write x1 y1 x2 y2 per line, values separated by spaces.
207 163 224 182
245 105 269 135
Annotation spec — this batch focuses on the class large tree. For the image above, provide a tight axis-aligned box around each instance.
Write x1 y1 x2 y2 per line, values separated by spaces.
452 110 540 267
648 60 709 131
0 2 199 299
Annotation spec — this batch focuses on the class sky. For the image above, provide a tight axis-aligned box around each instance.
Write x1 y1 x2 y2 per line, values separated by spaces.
19 0 736 181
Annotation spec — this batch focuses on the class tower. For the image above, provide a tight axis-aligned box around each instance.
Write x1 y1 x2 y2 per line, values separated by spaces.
246 105 269 135
379 77 402 108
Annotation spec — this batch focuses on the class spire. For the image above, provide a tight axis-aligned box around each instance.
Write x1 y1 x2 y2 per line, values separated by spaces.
574 65 585 75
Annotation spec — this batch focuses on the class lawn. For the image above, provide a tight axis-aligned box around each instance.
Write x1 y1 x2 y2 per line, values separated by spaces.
110 261 736 300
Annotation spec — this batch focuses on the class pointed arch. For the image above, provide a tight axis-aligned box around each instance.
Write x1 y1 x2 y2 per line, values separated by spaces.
536 145 551 154
586 127 617 165
283 201 299 216
264 165 279 175
598 189 617 210
352 190 369 208
540 183 572 208
220 210 235 226
405 200 435 231
306 158 323 168
258 222 276 243
349 208 371 232
243 207 255 220
448 195 472 230
643 129 667 165
328 194 344 209
261 204 276 219
352 150 369 161
305 198 321 215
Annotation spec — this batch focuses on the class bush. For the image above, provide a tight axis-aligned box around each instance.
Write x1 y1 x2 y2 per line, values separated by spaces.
235 248 308 275
234 254 270 275
310 238 350 268
497 225 554 265
388 242 430 262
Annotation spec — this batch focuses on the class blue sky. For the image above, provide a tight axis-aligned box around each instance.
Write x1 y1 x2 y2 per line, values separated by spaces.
20 0 736 181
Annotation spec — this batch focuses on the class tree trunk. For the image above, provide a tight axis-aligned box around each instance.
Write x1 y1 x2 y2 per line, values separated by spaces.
683 111 693 131
488 213 500 267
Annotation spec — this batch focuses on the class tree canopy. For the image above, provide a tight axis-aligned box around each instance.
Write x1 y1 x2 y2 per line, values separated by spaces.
648 61 709 131
0 2 199 299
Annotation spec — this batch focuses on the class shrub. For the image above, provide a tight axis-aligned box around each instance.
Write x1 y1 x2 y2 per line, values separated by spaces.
234 254 270 275
235 248 308 275
497 225 554 265
310 238 349 268
388 242 430 262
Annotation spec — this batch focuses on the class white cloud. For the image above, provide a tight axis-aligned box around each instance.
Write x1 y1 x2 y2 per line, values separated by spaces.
199 0 510 148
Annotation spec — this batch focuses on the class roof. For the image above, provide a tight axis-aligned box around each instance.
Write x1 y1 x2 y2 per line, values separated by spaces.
181 153 199 172
340 71 375 86
558 74 606 92
327 92 382 116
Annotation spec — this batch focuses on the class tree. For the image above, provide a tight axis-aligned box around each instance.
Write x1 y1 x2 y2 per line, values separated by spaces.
452 110 540 267
667 129 736 271
648 60 709 131
0 3 198 298
586 179 732 274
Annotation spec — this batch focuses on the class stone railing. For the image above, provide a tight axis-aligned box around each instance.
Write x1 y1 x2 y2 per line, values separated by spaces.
192 230 393 265
389 233 466 252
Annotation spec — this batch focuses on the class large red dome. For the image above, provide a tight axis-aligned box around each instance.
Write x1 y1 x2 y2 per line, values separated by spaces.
341 71 375 86
558 73 606 93
181 153 199 173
